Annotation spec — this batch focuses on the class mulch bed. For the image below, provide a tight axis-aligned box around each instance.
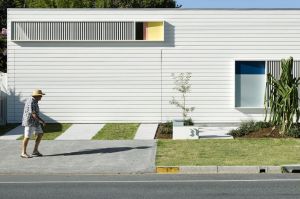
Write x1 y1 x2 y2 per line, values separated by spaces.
155 123 172 139
155 123 291 139
243 127 287 138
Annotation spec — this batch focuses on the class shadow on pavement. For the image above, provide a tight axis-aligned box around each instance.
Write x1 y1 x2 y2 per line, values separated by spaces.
45 146 151 157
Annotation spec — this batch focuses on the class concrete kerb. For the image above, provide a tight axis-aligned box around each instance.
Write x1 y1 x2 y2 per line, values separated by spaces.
281 165 300 173
156 166 283 174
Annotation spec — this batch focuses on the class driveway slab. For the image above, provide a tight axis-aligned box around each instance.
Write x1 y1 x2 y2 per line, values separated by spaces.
0 140 156 174
55 124 104 140
134 123 158 140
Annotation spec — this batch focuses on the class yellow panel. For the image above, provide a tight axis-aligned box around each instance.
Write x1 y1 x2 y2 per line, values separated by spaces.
156 167 180 174
145 21 164 41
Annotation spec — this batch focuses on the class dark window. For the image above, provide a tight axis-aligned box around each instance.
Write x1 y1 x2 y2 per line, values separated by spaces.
135 22 144 40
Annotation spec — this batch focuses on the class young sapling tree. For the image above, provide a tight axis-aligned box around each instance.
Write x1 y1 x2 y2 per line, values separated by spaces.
170 72 195 124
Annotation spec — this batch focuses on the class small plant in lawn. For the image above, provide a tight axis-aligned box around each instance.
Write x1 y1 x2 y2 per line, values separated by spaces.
169 72 195 124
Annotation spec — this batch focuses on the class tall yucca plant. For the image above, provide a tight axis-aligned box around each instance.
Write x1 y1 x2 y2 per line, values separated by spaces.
264 57 300 134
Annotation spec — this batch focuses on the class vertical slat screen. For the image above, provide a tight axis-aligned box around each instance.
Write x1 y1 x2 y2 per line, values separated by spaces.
266 60 300 106
266 61 281 106
11 21 136 41
266 60 281 79
293 61 300 79
267 60 300 79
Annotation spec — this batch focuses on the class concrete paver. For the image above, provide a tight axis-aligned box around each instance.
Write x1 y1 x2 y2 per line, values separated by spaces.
55 124 104 140
195 126 235 139
134 123 158 140
173 126 236 139
0 125 23 140
0 140 156 174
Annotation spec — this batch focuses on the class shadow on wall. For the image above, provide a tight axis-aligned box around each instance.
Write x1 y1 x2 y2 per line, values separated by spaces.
14 22 175 48
0 73 7 125
235 108 265 115
5 89 62 132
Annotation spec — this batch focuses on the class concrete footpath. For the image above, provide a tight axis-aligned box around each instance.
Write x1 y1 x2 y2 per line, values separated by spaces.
0 140 156 174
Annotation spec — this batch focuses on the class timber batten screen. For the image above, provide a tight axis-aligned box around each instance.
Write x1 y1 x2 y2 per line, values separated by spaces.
11 21 164 41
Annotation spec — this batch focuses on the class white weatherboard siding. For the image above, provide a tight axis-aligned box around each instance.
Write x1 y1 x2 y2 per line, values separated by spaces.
7 9 300 123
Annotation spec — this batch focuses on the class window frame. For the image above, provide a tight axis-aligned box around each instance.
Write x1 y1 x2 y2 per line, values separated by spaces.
234 59 267 109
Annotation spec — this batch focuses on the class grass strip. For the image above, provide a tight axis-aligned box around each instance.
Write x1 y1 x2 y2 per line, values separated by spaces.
93 123 140 140
18 123 72 140
156 139 300 166
0 124 20 136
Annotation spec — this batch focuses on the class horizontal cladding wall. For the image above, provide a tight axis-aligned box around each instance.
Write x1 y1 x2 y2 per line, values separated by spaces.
7 48 162 122
7 9 300 123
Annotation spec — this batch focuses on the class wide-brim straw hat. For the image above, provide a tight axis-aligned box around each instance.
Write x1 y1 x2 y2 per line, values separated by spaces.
32 89 46 97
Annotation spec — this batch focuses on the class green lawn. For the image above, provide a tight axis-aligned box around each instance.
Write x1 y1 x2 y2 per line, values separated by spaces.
156 139 300 166
0 124 20 136
18 123 72 140
92 123 140 140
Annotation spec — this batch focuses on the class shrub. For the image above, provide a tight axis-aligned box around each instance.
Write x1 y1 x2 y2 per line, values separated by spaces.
255 121 273 129
286 125 300 138
238 120 259 134
228 120 272 137
228 129 239 137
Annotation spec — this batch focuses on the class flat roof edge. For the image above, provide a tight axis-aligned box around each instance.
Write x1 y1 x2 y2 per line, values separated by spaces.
7 8 300 11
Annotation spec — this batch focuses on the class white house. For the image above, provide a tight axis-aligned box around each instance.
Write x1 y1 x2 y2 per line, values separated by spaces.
6 8 300 124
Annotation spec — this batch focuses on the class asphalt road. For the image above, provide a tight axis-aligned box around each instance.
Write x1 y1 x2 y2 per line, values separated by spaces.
0 174 299 199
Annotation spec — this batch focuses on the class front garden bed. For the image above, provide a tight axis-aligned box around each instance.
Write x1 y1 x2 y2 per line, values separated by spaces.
228 121 300 139
155 122 172 139
243 127 282 138
156 120 300 139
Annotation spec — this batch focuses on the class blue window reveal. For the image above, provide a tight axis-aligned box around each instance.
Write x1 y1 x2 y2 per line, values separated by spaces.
235 61 266 75
235 61 266 107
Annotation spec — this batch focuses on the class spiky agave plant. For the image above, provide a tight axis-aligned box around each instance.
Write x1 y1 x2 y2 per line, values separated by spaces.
264 57 300 134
